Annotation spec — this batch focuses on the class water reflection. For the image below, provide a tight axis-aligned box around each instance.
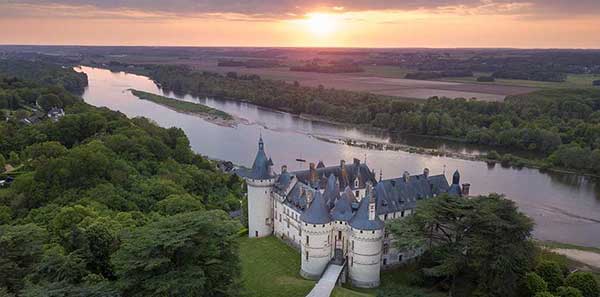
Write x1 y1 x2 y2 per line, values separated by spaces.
77 66 600 247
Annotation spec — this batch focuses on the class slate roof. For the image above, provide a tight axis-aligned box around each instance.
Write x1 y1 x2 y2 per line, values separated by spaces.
245 137 275 180
323 174 341 209
300 191 332 224
375 174 450 215
349 188 384 230
292 159 375 190
447 170 462 196
330 187 355 221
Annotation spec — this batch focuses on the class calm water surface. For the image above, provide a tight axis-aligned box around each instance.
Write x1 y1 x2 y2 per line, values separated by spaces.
77 66 600 247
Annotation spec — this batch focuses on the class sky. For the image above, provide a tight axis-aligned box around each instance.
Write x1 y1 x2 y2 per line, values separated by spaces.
1 0 600 48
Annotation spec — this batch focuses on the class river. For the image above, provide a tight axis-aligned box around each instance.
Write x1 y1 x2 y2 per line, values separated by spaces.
77 66 600 247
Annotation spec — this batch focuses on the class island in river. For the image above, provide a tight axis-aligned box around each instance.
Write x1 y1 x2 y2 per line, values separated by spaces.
129 89 238 127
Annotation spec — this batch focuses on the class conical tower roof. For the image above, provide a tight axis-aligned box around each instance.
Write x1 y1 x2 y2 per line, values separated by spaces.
300 191 331 224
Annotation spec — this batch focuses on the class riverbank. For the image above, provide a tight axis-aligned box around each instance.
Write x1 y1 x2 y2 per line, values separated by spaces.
129 89 239 127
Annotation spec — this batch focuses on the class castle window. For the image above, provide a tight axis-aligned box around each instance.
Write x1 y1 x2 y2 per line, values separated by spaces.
383 258 387 265
384 230 389 239
384 214 388 220
401 211 405 217
338 231 342 240
352 240 354 251
355 191 359 197
383 243 389 255
306 251 309 261
398 254 403 262
306 236 310 246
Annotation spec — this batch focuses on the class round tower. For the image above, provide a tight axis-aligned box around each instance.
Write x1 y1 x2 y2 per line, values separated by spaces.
348 183 384 288
246 136 276 238
331 186 356 263
300 191 333 280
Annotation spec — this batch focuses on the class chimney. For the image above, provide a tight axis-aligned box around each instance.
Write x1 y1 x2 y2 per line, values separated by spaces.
367 182 376 220
423 168 429 178
281 165 287 173
309 163 317 185
306 189 314 206
462 183 471 196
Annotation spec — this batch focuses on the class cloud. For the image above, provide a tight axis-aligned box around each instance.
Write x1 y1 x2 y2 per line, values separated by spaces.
2 0 600 20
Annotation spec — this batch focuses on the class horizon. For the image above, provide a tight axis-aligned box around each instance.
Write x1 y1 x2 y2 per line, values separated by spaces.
2 1 600 48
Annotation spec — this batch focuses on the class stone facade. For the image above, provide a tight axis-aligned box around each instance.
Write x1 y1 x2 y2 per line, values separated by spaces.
240 137 466 288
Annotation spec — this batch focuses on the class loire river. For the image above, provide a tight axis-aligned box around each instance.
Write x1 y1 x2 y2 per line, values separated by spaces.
77 66 600 247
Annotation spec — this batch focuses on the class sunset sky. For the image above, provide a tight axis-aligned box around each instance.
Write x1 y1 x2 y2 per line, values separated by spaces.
1 0 600 48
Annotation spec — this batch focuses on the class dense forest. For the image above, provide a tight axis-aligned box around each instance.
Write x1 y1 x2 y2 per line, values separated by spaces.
143 65 600 174
0 60 88 95
0 61 245 296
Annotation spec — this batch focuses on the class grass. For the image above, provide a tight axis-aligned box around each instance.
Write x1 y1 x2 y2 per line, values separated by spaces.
239 236 443 297
239 236 370 297
129 89 233 120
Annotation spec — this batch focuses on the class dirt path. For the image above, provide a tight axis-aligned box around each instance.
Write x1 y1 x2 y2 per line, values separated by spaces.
552 249 600 270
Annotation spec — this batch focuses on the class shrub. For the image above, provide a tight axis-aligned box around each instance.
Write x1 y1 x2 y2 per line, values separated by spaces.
556 286 584 297
535 292 557 297
536 261 565 292
526 272 549 296
565 272 600 297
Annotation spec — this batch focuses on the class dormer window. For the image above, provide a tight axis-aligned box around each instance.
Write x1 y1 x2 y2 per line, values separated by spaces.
354 178 359 188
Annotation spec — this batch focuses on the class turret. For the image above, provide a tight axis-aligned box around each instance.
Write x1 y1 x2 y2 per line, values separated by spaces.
245 136 276 238
348 182 384 288
300 191 333 280
447 170 462 197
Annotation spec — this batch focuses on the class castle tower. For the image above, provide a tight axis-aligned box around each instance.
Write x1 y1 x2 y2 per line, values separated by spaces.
348 182 384 288
447 170 463 197
331 186 356 264
246 136 276 238
300 191 333 280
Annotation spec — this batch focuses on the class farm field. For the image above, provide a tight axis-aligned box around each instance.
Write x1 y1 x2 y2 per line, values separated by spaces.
442 72 600 89
188 61 535 102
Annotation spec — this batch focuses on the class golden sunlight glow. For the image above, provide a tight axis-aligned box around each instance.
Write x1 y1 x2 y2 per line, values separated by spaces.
305 13 338 37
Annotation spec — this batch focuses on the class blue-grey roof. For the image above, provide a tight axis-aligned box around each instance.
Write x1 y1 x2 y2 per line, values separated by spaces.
300 191 331 224
323 174 341 209
293 159 375 190
248 137 275 180
331 187 355 221
447 170 462 196
275 170 293 191
349 189 384 231
375 174 450 215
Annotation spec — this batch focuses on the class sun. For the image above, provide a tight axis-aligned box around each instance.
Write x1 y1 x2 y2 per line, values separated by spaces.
305 13 338 37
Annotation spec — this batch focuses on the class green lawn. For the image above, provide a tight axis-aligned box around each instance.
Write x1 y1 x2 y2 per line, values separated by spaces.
239 236 443 297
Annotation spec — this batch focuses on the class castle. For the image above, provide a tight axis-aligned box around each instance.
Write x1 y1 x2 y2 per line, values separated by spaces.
239 137 469 288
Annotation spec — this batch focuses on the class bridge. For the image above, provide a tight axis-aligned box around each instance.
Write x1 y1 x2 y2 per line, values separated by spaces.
306 249 346 297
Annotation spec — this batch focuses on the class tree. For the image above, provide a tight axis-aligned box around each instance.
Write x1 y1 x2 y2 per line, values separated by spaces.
391 194 535 297
536 261 565 292
111 210 241 297
565 272 599 297
37 93 62 111
556 286 584 297
0 153 5 173
0 224 48 294
526 272 549 296
535 293 556 297
155 194 204 216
